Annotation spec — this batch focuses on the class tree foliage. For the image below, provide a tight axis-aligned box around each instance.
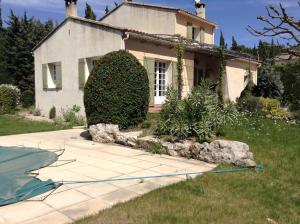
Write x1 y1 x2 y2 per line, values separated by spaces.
84 51 149 129
247 2 300 57
252 63 284 100
175 39 184 100
0 10 53 106
277 61 300 111
84 3 96 20
219 31 227 49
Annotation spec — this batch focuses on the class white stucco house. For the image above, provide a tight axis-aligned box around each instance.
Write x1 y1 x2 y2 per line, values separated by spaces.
33 0 260 116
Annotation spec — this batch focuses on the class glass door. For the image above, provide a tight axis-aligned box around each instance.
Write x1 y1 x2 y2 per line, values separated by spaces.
154 61 167 105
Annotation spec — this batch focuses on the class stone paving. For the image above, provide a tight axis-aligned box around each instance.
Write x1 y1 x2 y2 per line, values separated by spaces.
0 129 216 224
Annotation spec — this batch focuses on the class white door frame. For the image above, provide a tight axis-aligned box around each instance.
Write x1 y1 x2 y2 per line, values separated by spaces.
154 61 168 105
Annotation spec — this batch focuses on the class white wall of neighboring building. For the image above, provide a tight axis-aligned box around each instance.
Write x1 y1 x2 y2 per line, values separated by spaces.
34 18 123 116
225 59 259 102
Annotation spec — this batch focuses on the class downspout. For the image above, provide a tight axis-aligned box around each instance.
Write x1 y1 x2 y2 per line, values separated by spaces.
122 32 130 50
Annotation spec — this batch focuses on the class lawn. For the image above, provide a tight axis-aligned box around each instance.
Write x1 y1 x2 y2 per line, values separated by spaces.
0 115 70 136
75 115 300 224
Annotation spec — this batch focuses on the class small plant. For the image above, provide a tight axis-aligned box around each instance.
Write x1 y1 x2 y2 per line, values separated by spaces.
61 105 86 126
33 108 41 116
148 142 166 155
49 106 56 119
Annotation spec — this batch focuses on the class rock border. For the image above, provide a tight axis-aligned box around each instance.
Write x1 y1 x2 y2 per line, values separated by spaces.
89 124 257 167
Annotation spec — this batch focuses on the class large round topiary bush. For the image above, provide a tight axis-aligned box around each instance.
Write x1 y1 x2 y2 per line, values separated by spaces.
84 51 149 129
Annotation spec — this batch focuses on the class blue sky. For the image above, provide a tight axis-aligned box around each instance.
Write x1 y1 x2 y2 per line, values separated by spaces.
1 0 299 47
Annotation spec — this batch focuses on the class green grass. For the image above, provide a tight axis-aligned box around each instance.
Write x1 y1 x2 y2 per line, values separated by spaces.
75 116 300 224
0 115 70 136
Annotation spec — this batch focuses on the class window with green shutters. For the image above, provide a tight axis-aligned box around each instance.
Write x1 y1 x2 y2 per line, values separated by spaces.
42 62 62 90
172 61 178 91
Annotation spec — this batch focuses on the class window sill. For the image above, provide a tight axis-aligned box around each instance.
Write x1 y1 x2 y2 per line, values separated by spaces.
43 88 62 92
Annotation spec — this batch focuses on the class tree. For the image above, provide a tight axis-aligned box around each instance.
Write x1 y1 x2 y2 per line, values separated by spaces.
0 0 8 84
217 47 225 105
175 39 184 100
0 0 3 29
105 6 110 15
247 2 300 57
258 40 268 62
231 36 238 51
4 11 54 103
219 31 227 49
84 3 96 20
252 63 284 100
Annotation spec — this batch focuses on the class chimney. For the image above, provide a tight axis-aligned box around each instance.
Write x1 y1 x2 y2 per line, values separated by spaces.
65 0 78 17
195 0 206 19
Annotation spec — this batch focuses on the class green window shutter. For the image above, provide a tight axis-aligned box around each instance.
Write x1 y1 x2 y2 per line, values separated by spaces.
187 22 193 40
200 28 205 43
56 62 62 90
42 64 48 90
144 57 155 106
79 59 85 90
172 62 178 91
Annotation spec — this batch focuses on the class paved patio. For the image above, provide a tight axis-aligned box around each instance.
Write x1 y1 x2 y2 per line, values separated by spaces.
0 129 216 224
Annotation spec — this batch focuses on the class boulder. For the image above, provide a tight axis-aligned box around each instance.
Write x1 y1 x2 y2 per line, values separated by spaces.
199 140 256 167
89 124 119 143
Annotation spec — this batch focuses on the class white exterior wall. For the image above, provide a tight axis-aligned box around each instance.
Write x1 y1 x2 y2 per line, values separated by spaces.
34 19 123 116
101 4 176 35
225 59 259 102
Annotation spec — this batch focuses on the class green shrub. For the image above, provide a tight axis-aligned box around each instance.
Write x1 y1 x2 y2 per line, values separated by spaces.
0 85 20 115
278 62 300 111
84 51 149 129
33 107 41 116
49 106 56 119
62 105 85 126
259 97 289 118
156 82 237 142
237 96 262 113
21 90 34 108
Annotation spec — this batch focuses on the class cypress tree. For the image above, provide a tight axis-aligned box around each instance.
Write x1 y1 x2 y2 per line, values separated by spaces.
219 31 227 49
231 36 238 51
4 11 54 103
84 3 96 20
258 40 268 63
105 6 110 15
0 0 8 84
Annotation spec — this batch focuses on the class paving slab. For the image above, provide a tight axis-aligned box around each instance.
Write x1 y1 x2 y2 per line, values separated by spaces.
0 129 216 224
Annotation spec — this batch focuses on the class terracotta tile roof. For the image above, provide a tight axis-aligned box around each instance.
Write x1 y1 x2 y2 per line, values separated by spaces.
33 17 258 64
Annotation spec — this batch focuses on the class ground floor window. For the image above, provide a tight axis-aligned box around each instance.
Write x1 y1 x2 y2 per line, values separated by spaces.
42 62 62 90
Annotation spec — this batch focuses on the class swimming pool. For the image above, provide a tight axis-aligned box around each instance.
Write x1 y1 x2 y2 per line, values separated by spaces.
0 146 61 206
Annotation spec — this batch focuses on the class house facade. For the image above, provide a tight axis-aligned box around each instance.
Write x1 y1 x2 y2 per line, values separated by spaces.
34 0 259 116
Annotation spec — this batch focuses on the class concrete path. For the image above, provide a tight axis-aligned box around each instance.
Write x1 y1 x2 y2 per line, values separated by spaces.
0 129 216 224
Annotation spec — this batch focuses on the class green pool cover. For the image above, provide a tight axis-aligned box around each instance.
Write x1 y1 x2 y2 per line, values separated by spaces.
0 146 61 206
